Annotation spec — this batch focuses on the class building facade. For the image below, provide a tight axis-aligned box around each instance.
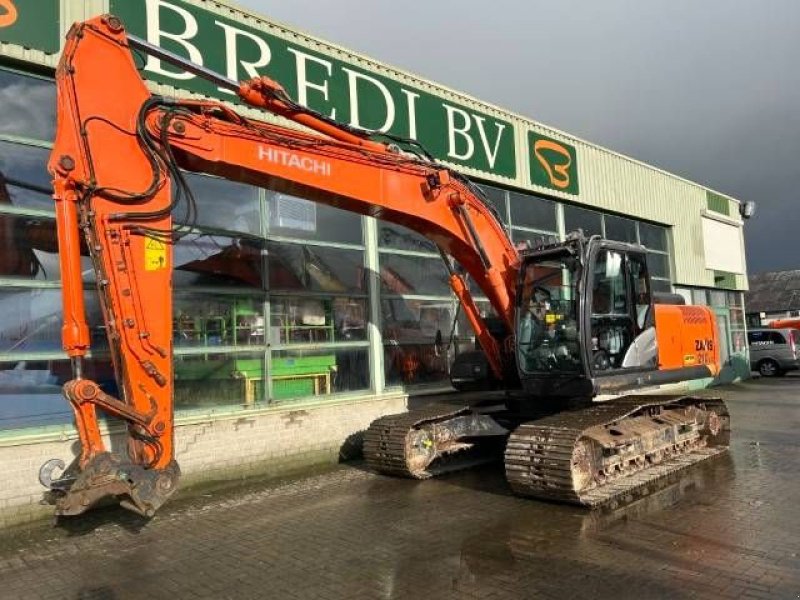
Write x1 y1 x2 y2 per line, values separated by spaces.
0 0 749 524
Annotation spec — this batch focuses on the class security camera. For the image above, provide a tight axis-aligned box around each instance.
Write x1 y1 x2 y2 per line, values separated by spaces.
739 200 756 219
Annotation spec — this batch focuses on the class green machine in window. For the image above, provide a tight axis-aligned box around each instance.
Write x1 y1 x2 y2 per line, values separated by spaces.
174 297 337 404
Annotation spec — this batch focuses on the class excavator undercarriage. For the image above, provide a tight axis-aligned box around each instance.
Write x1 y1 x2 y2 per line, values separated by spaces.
364 395 729 508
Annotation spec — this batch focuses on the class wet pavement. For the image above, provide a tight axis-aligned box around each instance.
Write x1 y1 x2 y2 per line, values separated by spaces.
0 377 799 600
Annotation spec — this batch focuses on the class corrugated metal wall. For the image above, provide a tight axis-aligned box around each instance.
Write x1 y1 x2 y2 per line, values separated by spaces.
0 0 747 289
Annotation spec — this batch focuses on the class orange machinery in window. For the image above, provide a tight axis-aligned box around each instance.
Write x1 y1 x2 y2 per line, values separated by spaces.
39 16 729 517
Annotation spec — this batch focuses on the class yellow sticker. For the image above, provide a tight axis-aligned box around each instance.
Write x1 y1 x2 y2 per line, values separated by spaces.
145 238 167 271
683 354 697 366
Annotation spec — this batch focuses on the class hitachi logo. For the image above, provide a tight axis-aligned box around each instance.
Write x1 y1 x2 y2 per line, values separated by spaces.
258 146 332 177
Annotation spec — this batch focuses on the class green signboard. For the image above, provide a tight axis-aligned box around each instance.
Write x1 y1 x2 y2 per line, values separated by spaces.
0 0 60 54
109 0 517 178
528 132 579 195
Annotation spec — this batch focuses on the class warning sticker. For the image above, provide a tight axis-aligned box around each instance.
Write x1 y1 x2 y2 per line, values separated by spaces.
145 238 167 271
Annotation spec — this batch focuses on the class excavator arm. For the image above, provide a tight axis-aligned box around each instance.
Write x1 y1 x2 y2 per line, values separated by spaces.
43 16 520 516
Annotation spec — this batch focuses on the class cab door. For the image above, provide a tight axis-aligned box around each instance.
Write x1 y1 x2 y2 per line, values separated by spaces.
586 243 656 374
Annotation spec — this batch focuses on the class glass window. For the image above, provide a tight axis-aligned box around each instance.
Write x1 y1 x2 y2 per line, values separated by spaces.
174 234 265 289
651 279 673 294
604 215 637 243
0 141 53 211
0 288 109 355
646 252 670 279
174 293 264 348
511 229 559 247
0 214 56 279
639 222 667 252
382 298 454 344
564 204 602 238
378 222 438 253
692 289 708 305
174 352 266 409
384 343 452 387
709 290 727 307
267 190 363 245
379 253 450 297
0 70 56 141
0 358 116 430
509 192 557 232
270 296 367 344
271 347 369 400
0 288 66 354
180 173 261 235
268 242 365 293
477 185 508 224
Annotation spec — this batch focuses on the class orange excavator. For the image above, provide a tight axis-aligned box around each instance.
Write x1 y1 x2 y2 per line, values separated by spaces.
39 16 729 517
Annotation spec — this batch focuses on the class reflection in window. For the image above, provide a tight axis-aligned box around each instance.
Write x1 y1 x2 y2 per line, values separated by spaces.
271 348 369 400
0 141 53 212
646 252 670 279
639 222 667 252
267 190 363 244
509 191 557 231
174 293 264 348
477 185 508 224
174 234 265 288
271 296 367 344
0 214 57 279
604 215 637 243
384 343 452 387
379 253 450 297
0 358 117 430
382 298 456 387
174 352 266 409
378 222 437 253
268 242 365 293
0 289 107 354
564 204 602 238
180 173 261 235
0 69 56 141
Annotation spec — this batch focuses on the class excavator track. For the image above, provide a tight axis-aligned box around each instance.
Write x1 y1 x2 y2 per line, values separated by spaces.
363 404 504 478
505 395 730 507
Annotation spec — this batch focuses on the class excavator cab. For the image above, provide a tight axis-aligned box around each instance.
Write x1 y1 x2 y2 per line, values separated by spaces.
516 233 660 399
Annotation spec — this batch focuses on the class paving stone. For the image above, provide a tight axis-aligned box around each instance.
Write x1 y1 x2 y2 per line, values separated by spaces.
1 377 799 599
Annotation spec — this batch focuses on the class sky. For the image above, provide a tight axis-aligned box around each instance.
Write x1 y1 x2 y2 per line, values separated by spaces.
233 0 800 274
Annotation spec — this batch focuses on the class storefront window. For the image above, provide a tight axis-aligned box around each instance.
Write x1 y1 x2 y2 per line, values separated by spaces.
181 173 261 235
268 242 365 294
270 296 367 344
174 351 266 409
379 222 437 253
174 234 265 289
0 358 116 430
509 191 557 231
639 222 668 252
270 347 369 400
174 293 264 348
604 215 637 243
0 141 53 212
379 253 450 297
477 185 508 224
511 229 559 247
267 190 363 245
0 69 56 141
564 204 602 238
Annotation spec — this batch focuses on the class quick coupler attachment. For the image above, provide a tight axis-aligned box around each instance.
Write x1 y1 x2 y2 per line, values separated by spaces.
39 452 181 518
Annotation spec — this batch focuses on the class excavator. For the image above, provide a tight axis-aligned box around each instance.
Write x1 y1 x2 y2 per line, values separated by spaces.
38 15 730 517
